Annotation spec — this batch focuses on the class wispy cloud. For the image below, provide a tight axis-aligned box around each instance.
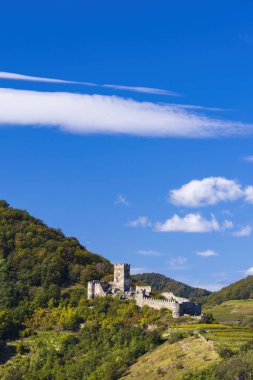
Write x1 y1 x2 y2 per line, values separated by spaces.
169 103 229 112
103 84 178 96
232 225 252 237
0 88 252 138
154 213 220 233
0 71 96 86
196 249 219 257
115 194 130 206
243 155 253 162
127 216 152 228
0 71 177 96
168 256 188 270
137 249 163 257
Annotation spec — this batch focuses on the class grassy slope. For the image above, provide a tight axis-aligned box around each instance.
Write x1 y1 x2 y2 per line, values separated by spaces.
121 322 253 380
121 335 219 380
200 276 253 307
204 299 253 325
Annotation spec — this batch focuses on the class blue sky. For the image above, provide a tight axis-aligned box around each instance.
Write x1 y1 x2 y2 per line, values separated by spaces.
1 1 253 291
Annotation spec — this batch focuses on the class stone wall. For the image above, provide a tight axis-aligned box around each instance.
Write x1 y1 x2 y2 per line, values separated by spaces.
135 296 181 318
87 280 110 299
136 286 152 296
135 295 201 318
162 292 190 303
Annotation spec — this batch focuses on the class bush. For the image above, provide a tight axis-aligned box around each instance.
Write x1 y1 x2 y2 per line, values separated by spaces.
218 347 235 359
16 342 26 355
168 331 186 344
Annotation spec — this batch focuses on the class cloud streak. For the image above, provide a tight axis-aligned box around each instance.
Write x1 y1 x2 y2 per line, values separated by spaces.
196 249 219 257
0 88 252 138
0 71 177 96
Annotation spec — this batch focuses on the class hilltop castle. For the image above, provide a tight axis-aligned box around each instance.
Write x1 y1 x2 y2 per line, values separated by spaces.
87 263 201 318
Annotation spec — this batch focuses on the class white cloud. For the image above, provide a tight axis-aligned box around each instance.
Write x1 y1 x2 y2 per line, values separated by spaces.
115 195 130 206
0 71 177 96
244 186 253 203
137 249 163 257
155 213 220 233
168 256 188 270
245 267 253 276
0 88 252 138
127 216 152 228
196 249 219 257
170 177 243 207
233 225 252 237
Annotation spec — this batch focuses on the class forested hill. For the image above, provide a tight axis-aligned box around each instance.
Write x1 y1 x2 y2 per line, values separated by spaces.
0 200 112 309
201 275 253 307
132 272 211 300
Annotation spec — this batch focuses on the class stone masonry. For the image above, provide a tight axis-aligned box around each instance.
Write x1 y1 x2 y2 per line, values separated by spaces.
87 263 201 318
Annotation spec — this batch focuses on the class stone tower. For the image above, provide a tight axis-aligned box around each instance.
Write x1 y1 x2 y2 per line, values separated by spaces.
114 263 130 292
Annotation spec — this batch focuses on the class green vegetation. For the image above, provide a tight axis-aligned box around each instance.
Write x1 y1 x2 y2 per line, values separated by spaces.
0 200 111 310
170 323 253 351
204 299 253 326
1 200 253 379
201 276 253 307
121 335 219 379
183 343 253 379
0 298 171 379
132 273 211 300
122 323 253 380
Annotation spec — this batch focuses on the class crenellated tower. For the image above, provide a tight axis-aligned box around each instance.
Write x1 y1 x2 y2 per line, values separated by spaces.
114 263 130 292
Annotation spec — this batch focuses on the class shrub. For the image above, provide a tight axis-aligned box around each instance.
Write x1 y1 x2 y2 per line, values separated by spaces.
168 330 186 344
218 347 235 359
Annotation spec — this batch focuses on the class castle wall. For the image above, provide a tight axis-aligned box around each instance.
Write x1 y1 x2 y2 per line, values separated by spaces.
87 280 110 299
135 296 201 318
162 292 190 303
136 286 152 296
135 296 181 318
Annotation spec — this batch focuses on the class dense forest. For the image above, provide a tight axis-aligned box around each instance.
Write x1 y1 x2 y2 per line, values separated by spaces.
0 199 112 310
132 273 211 300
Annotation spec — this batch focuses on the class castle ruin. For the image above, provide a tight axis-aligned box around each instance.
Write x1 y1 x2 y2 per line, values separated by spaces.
87 263 201 318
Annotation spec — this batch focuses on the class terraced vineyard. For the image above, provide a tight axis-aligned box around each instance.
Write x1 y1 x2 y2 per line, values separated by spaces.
121 334 219 380
204 299 253 325
122 322 253 379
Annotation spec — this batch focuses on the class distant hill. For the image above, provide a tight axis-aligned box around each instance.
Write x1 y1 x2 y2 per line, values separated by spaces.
201 275 253 307
132 273 211 300
0 200 112 309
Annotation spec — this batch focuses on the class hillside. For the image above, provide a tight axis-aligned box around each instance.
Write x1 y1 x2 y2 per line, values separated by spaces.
0 200 112 309
132 273 211 300
201 276 253 307
204 299 253 326
121 334 219 380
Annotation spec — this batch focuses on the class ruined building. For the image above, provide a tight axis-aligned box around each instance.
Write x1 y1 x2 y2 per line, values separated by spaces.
87 263 201 318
